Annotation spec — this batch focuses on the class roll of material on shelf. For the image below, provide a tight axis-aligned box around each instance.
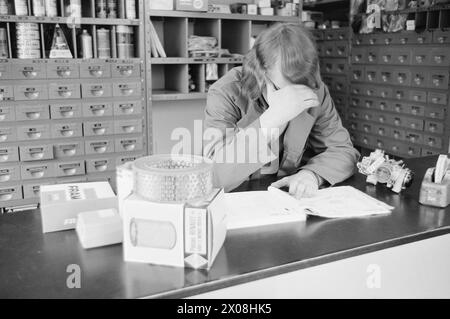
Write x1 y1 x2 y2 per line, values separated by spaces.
132 154 213 203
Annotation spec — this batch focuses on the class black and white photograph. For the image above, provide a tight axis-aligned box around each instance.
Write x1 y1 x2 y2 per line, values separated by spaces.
0 0 449 301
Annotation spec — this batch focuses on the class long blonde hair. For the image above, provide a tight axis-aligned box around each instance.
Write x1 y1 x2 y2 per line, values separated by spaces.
241 23 319 101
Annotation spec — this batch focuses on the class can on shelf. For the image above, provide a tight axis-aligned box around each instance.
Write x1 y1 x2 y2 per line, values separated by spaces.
16 23 41 59
14 0 29 16
80 29 93 59
107 0 117 18
32 0 46 17
0 0 10 15
97 28 111 58
116 25 134 58
0 27 8 58
125 0 136 19
45 0 58 17
96 0 107 18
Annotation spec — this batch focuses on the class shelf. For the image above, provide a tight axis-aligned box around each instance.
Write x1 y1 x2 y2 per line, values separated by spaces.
149 10 301 22
304 0 349 7
0 15 140 26
152 90 207 101
150 57 244 64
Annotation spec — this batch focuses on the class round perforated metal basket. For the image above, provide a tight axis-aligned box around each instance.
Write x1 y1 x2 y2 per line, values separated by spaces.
132 154 213 203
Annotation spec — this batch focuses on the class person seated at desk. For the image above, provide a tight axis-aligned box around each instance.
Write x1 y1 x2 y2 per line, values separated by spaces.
203 23 360 198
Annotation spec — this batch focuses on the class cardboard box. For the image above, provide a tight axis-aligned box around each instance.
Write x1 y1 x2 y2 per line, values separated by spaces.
175 0 208 12
149 0 174 10
257 0 271 8
123 188 227 269
40 182 117 233
248 4 257 15
76 208 123 249
259 7 274 16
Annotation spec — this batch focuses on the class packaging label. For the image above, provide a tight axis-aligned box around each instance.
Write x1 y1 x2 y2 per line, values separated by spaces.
184 208 207 255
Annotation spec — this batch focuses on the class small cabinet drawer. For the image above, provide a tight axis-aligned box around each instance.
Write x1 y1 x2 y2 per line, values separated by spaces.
409 90 427 103
0 146 19 163
393 69 411 86
11 63 47 79
112 82 141 97
428 92 447 105
54 141 84 158
0 105 16 122
0 165 20 183
0 85 14 100
17 124 51 141
116 154 142 167
423 135 442 149
86 157 115 173
405 131 423 144
16 104 50 121
424 120 444 134
80 63 111 78
85 139 115 155
48 83 81 100
114 119 142 134
50 102 82 119
55 160 86 177
23 182 49 199
433 31 450 44
0 126 17 143
19 144 54 162
424 105 446 120
46 62 80 79
51 122 83 139
429 70 449 89
408 104 425 117
81 83 113 98
115 136 143 152
0 185 22 202
14 85 49 101
111 62 141 78
21 163 56 180
83 121 114 136
82 102 113 117
115 101 143 118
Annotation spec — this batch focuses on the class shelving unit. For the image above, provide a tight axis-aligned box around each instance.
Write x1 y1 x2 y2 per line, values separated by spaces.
0 0 146 210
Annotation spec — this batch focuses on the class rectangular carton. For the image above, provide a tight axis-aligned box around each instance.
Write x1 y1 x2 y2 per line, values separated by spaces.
40 182 117 233
175 0 208 12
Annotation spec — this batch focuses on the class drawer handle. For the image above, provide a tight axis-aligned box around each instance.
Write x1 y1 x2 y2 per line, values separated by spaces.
119 68 133 76
395 105 402 112
394 131 400 139
384 38 391 45
23 70 37 78
337 48 344 55
379 116 385 123
119 105 134 114
0 134 7 142
338 34 344 40
0 114 5 121
325 65 332 72
122 142 136 151
93 127 106 135
400 38 407 44
29 150 44 159
0 172 11 182
351 123 356 129
408 148 414 155
60 110 74 118
356 39 361 45
0 192 13 201
25 111 41 119
363 125 370 132
429 112 437 118
325 49 332 55
354 55 361 62
365 101 372 108
394 119 401 126
437 36 445 44
392 146 399 152
409 136 416 142
431 97 439 104
368 54 376 62
398 55 406 63
380 91 388 98
428 139 436 146
378 128 385 135
396 92 403 99
122 125 135 133
62 146 76 156
379 102 386 110
94 163 108 172
58 90 73 98
91 107 105 116
352 99 358 106
367 73 375 81
93 145 107 153
366 90 373 96
417 37 425 44
120 88 134 96
397 75 405 84
381 73 389 82
429 124 436 132
29 168 45 178
91 89 104 97
363 138 369 144
62 168 77 175
24 91 40 99
413 77 422 85
415 55 424 63
353 72 360 80
432 78 442 86
376 141 383 148
0 153 9 162
410 123 417 129
369 38 376 45
89 69 103 77
382 55 390 63
57 69 72 77
433 55 443 64
27 131 42 139
351 112 357 118
60 129 74 137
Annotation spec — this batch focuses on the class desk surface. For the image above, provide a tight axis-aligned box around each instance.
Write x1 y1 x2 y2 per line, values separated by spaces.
1 155 449 298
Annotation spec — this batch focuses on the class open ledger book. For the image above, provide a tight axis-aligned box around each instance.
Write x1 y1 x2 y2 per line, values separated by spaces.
223 186 394 230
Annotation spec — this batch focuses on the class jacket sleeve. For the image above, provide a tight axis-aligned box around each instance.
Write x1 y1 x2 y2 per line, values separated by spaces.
203 85 278 191
301 84 360 185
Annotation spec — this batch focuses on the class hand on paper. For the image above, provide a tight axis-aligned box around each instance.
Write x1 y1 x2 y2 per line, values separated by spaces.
270 169 320 199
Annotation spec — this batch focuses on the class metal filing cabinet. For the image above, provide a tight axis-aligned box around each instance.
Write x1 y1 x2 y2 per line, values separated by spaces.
349 27 450 158
0 0 147 209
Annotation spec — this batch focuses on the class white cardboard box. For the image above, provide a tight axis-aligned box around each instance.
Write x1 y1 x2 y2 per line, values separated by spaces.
123 189 227 269
149 0 174 10
40 182 117 233
76 208 123 249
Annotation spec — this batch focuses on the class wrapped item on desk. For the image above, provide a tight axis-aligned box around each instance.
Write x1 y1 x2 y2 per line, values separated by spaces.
419 155 450 208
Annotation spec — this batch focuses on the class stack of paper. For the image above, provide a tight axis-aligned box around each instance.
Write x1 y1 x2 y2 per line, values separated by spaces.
223 186 394 230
